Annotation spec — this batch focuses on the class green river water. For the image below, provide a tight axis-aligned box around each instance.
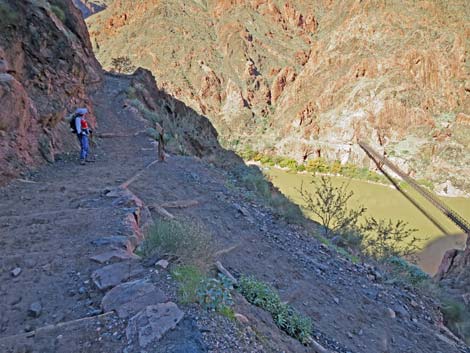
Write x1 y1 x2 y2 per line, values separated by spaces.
265 168 470 274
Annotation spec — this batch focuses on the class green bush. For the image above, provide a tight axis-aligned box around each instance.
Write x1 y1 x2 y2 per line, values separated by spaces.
385 256 429 286
299 176 366 236
361 218 421 261
440 297 470 343
172 265 206 304
110 56 136 74
238 276 312 344
140 219 213 269
129 98 160 123
306 158 329 173
197 274 234 312
279 158 298 170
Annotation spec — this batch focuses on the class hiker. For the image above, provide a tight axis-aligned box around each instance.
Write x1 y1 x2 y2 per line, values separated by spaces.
73 108 92 165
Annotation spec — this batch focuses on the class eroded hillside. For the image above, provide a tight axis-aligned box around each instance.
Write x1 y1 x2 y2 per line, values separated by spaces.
86 0 470 194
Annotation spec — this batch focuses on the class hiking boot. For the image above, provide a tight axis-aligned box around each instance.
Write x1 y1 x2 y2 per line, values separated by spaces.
85 158 96 163
80 159 86 165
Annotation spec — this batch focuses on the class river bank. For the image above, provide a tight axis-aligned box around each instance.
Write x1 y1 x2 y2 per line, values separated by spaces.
263 167 470 274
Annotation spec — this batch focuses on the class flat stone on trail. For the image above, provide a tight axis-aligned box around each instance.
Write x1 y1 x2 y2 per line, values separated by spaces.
161 200 199 209
126 303 184 349
90 249 140 264
28 302 42 318
91 261 145 290
11 267 22 277
156 259 169 269
101 279 167 318
91 236 130 248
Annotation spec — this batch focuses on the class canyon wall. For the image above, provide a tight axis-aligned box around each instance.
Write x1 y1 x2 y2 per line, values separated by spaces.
86 0 470 193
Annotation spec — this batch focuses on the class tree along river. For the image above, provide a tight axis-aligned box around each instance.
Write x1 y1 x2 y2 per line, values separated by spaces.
266 168 470 275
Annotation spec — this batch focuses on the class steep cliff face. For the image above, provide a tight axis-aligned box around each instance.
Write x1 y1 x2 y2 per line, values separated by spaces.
86 0 470 193
0 0 102 184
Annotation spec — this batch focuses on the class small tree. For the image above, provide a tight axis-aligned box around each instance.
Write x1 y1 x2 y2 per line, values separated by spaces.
299 176 366 237
110 56 136 74
361 217 421 261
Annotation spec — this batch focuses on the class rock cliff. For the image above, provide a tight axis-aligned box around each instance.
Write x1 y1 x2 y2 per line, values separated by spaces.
0 0 102 184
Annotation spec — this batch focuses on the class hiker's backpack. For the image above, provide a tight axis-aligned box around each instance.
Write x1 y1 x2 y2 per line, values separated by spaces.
67 114 79 133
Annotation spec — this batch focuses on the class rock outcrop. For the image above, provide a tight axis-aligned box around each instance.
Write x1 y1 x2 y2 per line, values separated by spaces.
0 0 102 184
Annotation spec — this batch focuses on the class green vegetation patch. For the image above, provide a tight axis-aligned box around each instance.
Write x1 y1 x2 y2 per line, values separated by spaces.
140 219 213 269
172 265 206 304
238 276 312 345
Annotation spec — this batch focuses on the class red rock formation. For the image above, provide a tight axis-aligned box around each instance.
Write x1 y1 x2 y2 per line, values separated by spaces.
0 0 102 184
271 67 296 104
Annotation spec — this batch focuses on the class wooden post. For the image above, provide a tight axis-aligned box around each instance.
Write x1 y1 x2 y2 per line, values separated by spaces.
155 122 165 162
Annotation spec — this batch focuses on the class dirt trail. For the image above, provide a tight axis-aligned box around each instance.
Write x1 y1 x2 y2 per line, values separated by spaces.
1 74 469 353
0 74 155 352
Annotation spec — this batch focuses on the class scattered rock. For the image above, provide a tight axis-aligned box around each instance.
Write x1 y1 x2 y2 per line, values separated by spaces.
126 303 184 349
156 259 169 269
387 308 396 319
91 236 130 248
234 313 250 324
92 261 144 290
148 204 175 219
333 297 340 305
90 249 140 264
101 279 167 318
28 302 42 318
161 200 199 209
392 305 410 320
11 267 22 277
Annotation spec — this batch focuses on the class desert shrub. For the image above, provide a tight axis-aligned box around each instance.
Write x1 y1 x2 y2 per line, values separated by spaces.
50 5 65 22
140 219 213 269
361 218 421 261
441 297 470 344
299 176 366 237
197 274 234 312
110 56 136 74
129 98 160 123
239 148 258 161
171 265 206 304
329 160 342 174
278 157 298 170
238 276 312 344
306 158 329 173
384 256 429 286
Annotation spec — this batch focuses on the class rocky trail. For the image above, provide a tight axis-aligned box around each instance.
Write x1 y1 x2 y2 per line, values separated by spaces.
1 74 469 353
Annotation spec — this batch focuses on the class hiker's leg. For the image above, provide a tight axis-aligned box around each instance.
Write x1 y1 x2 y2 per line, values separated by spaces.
79 135 87 160
82 135 89 160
